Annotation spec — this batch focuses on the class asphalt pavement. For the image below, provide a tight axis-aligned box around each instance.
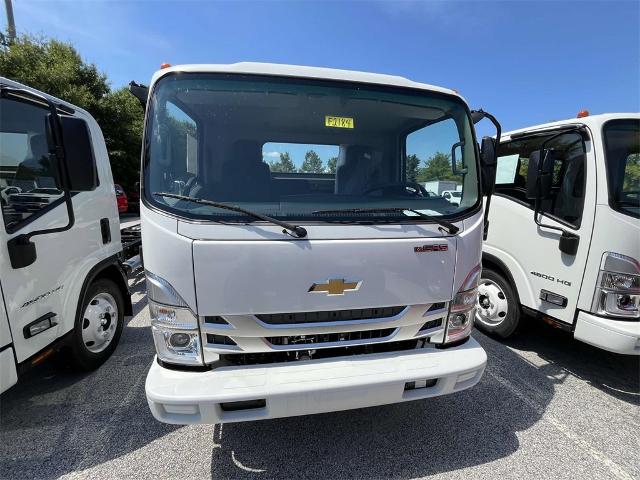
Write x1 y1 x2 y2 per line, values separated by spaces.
1 275 638 480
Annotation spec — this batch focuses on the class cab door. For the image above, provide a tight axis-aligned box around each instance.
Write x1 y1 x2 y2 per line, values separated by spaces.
0 95 73 363
485 128 595 325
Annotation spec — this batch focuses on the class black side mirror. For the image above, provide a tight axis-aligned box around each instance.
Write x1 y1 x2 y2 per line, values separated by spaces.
58 116 98 191
526 149 554 200
480 136 497 195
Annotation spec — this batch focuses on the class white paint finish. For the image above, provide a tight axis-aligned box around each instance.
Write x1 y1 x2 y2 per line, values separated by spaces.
192 235 456 315
455 211 483 293
0 77 122 364
146 337 487 424
0 347 17 394
140 204 197 310
149 62 460 99
573 311 640 355
576 205 640 312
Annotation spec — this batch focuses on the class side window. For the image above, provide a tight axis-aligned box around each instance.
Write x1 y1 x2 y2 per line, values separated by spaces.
406 117 476 206
496 131 587 228
0 98 63 232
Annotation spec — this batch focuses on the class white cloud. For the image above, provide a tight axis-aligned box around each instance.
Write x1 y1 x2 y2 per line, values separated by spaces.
262 151 281 159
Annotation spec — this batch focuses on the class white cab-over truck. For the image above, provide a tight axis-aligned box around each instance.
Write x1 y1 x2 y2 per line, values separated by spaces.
0 78 134 393
134 63 500 424
476 113 640 355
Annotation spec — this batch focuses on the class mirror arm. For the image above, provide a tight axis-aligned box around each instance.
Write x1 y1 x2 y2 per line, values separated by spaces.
2 86 76 268
473 109 502 240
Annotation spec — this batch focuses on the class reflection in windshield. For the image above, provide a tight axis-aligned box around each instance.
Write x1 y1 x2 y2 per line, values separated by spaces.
145 74 479 223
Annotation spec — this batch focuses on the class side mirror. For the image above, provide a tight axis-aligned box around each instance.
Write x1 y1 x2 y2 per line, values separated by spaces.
58 116 98 191
526 149 554 200
480 136 497 195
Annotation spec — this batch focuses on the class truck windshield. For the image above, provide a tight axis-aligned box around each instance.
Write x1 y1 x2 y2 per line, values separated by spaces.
144 73 479 224
603 119 640 218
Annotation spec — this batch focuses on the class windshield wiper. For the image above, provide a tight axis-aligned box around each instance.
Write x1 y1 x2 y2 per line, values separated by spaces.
153 192 307 238
312 207 459 234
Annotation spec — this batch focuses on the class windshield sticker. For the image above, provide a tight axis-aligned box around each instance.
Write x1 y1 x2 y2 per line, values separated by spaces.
325 116 354 129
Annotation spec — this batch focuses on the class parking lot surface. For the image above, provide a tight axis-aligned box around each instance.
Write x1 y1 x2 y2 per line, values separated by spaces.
1 275 638 480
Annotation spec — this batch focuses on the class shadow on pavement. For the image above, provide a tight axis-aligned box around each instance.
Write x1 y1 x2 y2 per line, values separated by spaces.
0 276 173 480
495 317 640 406
207 334 554 479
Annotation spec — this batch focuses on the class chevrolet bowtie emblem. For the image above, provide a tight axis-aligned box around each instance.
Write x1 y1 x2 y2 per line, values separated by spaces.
308 279 361 296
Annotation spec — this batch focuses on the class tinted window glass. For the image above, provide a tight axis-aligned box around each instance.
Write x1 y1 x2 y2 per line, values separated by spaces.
603 119 640 218
0 98 63 231
496 131 586 228
145 74 478 223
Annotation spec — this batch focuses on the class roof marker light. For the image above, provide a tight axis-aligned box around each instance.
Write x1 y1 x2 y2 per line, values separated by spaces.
577 109 589 118
160 63 171 69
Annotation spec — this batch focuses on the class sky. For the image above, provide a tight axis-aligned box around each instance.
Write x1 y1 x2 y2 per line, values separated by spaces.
2 0 639 164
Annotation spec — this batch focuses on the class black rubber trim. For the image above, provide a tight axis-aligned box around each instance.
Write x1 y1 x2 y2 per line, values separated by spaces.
75 255 133 321
481 252 522 305
0 343 13 354
156 357 212 372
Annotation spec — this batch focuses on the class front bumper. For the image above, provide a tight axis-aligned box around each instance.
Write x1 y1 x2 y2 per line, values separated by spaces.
146 336 487 424
574 311 640 355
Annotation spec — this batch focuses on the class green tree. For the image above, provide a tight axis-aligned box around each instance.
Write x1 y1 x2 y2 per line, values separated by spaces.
417 151 459 183
0 34 143 190
269 152 296 173
327 156 338 174
300 150 324 173
624 153 640 191
406 154 420 182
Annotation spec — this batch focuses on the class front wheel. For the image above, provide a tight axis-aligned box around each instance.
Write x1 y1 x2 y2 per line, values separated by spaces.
69 278 124 370
475 268 521 338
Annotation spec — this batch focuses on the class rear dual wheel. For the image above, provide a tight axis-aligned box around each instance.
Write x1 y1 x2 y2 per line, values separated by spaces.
475 268 520 338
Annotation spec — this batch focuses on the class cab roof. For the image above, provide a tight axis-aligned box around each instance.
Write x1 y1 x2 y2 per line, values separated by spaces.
501 113 640 141
150 62 463 100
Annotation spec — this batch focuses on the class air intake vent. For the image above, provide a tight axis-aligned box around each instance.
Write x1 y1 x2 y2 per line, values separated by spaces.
419 319 443 332
204 316 228 325
256 306 404 324
427 302 446 312
267 328 395 346
206 334 237 346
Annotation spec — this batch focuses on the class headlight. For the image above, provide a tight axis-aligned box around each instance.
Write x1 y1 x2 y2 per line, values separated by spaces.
592 253 640 319
444 265 481 344
146 270 203 366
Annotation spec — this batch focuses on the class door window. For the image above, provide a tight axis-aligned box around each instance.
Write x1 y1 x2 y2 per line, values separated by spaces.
0 98 63 232
495 131 587 228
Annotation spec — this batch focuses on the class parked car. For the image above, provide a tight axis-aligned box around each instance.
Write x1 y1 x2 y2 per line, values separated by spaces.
442 190 462 205
0 186 21 206
115 184 128 213
8 187 63 212
127 181 140 213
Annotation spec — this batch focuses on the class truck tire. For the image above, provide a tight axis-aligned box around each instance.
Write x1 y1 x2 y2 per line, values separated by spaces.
475 268 520 338
69 278 124 370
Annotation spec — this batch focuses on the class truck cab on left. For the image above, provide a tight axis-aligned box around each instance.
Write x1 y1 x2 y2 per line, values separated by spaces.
0 78 132 394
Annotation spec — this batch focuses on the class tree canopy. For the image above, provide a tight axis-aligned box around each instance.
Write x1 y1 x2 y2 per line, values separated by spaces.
0 35 144 190
299 150 324 173
268 152 296 173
